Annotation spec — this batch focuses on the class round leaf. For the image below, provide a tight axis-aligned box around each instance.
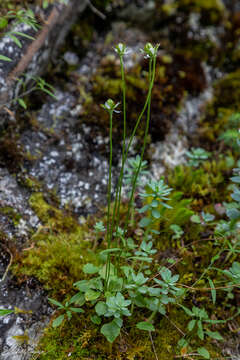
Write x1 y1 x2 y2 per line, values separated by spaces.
83 263 99 274
101 321 121 343
85 289 101 301
95 301 108 316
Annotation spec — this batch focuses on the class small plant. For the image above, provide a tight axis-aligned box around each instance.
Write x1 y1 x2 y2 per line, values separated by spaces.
138 178 172 236
124 155 149 197
170 224 184 240
48 43 185 343
48 298 84 328
185 147 211 167
179 306 223 359
219 113 240 151
54 247 183 343
0 8 39 61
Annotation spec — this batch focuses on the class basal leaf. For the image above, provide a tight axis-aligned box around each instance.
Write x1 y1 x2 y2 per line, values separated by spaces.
85 289 101 301
101 321 121 343
83 263 99 274
136 321 155 331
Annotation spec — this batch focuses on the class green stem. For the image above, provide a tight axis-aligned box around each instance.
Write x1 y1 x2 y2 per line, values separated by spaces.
124 57 156 234
105 110 113 289
109 55 127 246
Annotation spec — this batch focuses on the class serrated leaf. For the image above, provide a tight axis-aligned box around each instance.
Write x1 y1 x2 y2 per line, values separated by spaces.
136 321 155 331
52 315 64 328
197 347 210 359
83 263 99 274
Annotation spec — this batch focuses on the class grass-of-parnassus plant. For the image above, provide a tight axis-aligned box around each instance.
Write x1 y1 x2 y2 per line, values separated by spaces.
2 44 240 359
46 44 240 357
48 43 185 343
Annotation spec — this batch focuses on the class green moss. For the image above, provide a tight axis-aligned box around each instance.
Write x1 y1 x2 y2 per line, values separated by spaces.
13 192 94 295
213 70 240 110
31 303 222 359
200 70 240 143
29 192 78 231
14 231 89 294
180 0 224 12
168 156 235 202
0 206 21 226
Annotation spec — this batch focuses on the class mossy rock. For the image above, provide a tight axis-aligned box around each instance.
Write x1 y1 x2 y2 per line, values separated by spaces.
200 70 240 143
213 70 240 109
168 156 234 203
165 0 226 24
0 206 21 226
32 306 221 359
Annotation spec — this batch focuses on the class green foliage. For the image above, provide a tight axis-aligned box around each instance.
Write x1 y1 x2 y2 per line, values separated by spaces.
50 237 183 343
186 147 211 167
219 113 240 152
138 178 173 234
9 42 240 360
168 157 234 201
124 155 149 197
0 309 14 316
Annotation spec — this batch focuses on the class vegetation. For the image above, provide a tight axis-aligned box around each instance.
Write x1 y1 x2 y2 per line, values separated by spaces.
0 1 240 359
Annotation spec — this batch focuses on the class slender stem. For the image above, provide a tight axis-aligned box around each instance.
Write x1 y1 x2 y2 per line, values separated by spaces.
149 331 159 360
108 58 156 241
109 55 127 246
124 57 156 234
114 55 127 233
105 111 113 289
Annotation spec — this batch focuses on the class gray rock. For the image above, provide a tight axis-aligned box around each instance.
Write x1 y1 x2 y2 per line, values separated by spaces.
0 0 88 125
